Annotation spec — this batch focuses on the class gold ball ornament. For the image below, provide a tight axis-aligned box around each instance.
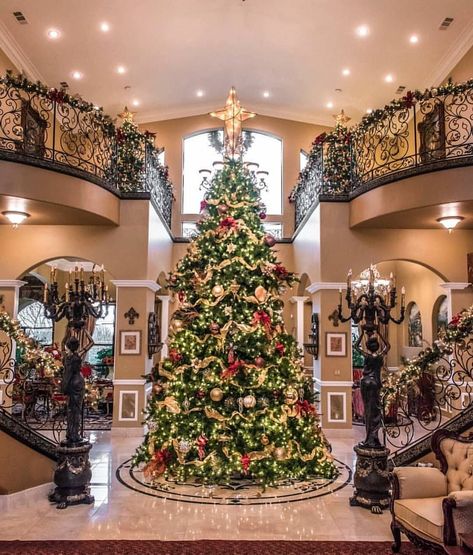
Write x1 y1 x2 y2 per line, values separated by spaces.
284 386 299 405
243 394 256 409
254 285 268 303
212 284 224 297
273 446 287 461
261 434 270 446
210 387 224 402
172 319 184 331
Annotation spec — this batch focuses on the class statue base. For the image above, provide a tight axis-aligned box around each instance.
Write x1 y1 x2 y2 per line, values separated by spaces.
349 444 390 514
49 441 94 510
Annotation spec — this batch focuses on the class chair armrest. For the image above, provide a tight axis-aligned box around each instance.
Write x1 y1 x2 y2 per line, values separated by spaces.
392 466 448 500
447 490 473 508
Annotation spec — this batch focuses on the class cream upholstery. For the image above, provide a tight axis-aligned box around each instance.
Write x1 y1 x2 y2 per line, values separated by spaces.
394 466 447 499
440 437 473 492
394 497 445 543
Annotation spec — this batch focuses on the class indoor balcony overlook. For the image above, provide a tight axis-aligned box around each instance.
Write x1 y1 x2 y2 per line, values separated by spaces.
0 73 174 229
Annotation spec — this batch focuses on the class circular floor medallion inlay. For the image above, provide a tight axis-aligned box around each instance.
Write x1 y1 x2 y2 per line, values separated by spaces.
116 458 351 505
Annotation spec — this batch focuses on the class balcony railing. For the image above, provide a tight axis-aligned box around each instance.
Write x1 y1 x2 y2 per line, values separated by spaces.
291 79 473 230
0 73 173 228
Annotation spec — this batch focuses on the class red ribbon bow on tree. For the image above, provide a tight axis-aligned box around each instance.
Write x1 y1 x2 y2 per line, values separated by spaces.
275 342 285 356
252 310 272 334
200 200 208 212
274 264 289 279
241 453 251 474
144 448 172 478
196 434 208 460
169 348 182 364
221 359 243 380
296 400 317 417
219 217 238 230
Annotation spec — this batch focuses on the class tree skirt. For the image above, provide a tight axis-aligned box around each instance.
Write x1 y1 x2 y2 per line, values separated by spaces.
0 540 425 555
116 458 351 505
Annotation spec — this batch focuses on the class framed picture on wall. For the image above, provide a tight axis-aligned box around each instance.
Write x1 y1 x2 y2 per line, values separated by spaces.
120 330 141 355
325 332 347 357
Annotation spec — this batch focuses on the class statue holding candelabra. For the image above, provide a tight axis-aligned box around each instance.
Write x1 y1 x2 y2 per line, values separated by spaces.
337 265 405 513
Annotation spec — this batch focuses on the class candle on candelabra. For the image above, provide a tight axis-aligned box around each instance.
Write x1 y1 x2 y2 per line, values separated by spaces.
347 269 352 289
74 265 79 280
401 286 406 308
339 288 343 306
80 266 84 282
43 283 48 303
101 265 105 283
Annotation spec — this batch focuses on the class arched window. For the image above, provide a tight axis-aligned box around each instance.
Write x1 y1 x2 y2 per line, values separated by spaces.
407 302 423 347
182 129 282 215
18 301 53 346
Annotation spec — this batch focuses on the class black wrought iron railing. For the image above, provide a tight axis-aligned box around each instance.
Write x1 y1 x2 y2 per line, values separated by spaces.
0 73 174 227
291 80 473 230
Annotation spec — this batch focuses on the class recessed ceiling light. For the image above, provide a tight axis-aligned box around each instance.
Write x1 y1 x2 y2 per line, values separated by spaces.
437 216 464 232
100 22 110 32
409 34 419 44
342 68 351 76
72 71 83 80
47 28 60 40
132 99 140 107
116 66 126 74
263 91 270 98
326 101 334 109
384 74 394 83
196 90 204 97
2 210 30 227
366 108 373 114
355 25 369 37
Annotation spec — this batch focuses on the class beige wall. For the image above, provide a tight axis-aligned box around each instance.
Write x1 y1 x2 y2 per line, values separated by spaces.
448 45 473 83
140 114 329 237
0 48 17 76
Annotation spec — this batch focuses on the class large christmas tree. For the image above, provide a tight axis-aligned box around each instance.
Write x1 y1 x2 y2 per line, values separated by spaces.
133 159 336 486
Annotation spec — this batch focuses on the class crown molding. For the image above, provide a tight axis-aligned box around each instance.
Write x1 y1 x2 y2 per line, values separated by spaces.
425 19 473 87
111 280 160 292
0 20 44 82
306 282 346 294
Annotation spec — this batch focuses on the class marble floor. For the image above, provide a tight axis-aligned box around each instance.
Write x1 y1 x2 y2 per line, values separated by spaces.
0 427 394 542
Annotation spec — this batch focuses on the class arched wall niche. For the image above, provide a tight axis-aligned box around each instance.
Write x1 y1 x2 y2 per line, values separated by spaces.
432 294 448 340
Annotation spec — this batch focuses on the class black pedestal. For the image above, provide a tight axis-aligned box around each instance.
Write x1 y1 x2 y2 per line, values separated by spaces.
49 441 94 509
349 444 390 514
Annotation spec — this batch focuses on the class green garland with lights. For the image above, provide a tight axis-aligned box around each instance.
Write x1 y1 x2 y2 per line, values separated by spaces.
133 159 336 486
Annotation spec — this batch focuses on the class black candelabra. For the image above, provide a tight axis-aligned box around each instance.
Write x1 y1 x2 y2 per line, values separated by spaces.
337 265 405 514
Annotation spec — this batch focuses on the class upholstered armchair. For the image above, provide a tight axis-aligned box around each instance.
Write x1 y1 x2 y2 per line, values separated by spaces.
390 429 473 553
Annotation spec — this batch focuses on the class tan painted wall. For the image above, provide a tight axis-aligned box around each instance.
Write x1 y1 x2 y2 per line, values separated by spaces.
0 430 54 494
140 114 329 237
448 45 473 83
0 48 17 75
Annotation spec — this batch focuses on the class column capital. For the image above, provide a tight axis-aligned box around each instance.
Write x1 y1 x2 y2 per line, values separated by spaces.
0 280 27 290
290 295 309 304
157 294 173 302
306 282 346 294
111 280 160 292
440 282 471 290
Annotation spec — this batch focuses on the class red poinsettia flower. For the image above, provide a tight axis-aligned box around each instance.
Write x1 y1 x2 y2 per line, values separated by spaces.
219 217 238 230
80 362 93 379
169 348 182 364
274 264 289 279
200 199 208 212
275 342 285 356
296 400 317 417
221 359 243 380
449 313 462 327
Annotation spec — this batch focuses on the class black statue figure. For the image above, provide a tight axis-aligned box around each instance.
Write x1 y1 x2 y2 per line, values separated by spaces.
62 336 84 445
355 333 390 449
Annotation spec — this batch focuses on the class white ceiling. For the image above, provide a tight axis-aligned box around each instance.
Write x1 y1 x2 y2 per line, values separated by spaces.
1 0 473 126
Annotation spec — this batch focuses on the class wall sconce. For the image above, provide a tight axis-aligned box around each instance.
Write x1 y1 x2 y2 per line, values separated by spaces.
303 313 319 359
437 216 464 233
1 210 30 228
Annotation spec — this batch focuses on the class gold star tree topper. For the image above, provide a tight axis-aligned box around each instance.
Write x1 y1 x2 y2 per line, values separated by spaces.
210 87 256 158
333 109 351 127
118 106 136 123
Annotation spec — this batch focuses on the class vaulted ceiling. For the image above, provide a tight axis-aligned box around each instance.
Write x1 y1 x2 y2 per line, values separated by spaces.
0 0 473 125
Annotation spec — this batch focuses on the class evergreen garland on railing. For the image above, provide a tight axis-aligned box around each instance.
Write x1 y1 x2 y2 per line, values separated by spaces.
383 305 473 402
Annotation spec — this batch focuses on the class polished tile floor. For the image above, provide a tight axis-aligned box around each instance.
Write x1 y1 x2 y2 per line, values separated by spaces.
0 428 394 541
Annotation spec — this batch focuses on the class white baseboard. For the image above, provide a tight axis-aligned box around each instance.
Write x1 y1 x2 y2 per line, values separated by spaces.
0 482 53 513
111 426 145 437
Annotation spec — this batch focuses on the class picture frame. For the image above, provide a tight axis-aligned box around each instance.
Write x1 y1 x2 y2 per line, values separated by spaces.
119 330 141 355
325 332 347 357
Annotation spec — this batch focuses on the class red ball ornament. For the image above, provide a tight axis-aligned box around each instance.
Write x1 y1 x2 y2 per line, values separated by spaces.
259 212 267 220
255 356 265 368
217 204 228 215
264 234 276 247
195 389 206 399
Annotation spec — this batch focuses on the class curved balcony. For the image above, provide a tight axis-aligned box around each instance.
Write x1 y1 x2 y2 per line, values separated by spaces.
291 80 473 230
0 73 174 228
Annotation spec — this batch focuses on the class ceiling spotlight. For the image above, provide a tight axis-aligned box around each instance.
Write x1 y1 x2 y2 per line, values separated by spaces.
326 101 334 109
196 90 204 97
116 66 126 74
342 68 351 76
366 108 373 114
409 34 419 44
263 91 270 98
437 216 464 232
384 74 394 83
47 28 60 40
72 71 83 80
356 25 369 37
2 210 30 228
100 22 110 32
132 99 140 107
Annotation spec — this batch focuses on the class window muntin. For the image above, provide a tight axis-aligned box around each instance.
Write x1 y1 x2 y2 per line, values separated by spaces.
18 301 53 346
88 305 116 365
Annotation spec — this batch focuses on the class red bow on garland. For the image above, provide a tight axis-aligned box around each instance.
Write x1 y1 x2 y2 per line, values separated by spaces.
48 88 65 104
221 359 243 380
252 310 272 334
144 448 172 478
219 217 238 230
296 400 317 417
241 453 251 474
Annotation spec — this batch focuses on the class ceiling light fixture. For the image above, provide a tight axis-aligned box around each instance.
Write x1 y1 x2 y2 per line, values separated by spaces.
72 71 83 80
409 34 419 44
100 22 110 32
355 25 369 37
326 101 334 109
2 210 30 228
384 74 394 83
196 90 204 97
116 66 126 74
47 28 60 40
342 68 351 76
132 99 140 107
437 216 464 232
263 91 270 98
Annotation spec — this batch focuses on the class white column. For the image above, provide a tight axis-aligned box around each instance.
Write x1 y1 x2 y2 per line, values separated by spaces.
290 296 309 352
157 295 173 358
440 282 470 321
